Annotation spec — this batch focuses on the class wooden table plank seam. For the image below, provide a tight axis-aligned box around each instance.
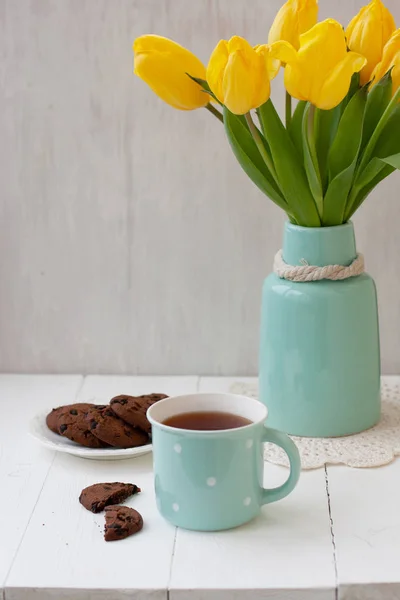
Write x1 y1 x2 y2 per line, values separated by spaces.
325 465 339 600
167 528 178 600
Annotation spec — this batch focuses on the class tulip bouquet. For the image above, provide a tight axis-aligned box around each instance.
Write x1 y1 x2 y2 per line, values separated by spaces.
133 0 400 227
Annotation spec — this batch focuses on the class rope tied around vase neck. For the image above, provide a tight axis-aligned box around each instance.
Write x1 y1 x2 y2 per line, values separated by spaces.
273 250 365 282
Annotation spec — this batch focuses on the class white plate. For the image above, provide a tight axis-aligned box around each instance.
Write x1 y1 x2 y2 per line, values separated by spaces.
29 409 153 460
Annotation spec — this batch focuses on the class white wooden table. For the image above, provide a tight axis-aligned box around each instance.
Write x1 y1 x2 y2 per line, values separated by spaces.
1 375 400 600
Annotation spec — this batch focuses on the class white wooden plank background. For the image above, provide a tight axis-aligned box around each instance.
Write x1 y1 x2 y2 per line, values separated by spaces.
0 376 83 596
1 0 400 376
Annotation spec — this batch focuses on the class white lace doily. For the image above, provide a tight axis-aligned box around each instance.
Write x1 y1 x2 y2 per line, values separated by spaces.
230 379 400 469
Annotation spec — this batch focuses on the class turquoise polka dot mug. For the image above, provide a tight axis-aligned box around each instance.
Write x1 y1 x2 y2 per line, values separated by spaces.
147 393 301 531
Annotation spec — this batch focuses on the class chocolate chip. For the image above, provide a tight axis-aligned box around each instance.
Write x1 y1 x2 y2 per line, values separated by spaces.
69 409 78 415
59 424 68 433
115 398 127 405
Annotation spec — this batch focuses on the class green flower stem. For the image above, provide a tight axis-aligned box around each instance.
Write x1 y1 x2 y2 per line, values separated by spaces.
313 107 321 145
307 104 323 219
285 92 292 129
358 86 400 173
244 112 280 187
205 103 224 122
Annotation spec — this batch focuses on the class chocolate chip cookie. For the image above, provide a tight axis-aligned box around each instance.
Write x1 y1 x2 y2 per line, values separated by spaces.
46 403 95 435
110 394 168 434
85 406 149 448
79 482 141 513
57 405 107 448
104 505 143 541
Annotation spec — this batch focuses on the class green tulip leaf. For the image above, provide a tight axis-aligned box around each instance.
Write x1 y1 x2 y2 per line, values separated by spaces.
361 71 392 152
324 87 367 223
323 164 358 226
350 152 400 201
379 153 400 169
302 103 323 218
328 87 367 182
354 157 387 190
186 74 220 104
345 163 395 221
342 72 361 112
315 105 341 191
223 107 287 210
373 104 400 158
345 104 400 218
258 100 321 227
288 100 307 160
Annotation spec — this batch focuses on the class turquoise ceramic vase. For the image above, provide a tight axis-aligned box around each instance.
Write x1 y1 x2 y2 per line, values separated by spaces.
259 221 381 438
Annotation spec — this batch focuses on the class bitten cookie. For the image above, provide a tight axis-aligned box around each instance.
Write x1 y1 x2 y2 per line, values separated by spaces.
104 506 143 541
110 394 168 434
79 482 141 513
57 405 107 448
85 406 149 448
46 403 95 435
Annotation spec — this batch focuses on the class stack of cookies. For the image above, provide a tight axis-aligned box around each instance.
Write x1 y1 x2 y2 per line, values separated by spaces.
45 393 168 449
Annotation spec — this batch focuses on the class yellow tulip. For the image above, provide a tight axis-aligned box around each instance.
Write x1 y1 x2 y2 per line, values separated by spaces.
346 0 396 85
268 0 318 50
271 19 367 110
371 29 400 94
133 35 209 110
206 36 280 115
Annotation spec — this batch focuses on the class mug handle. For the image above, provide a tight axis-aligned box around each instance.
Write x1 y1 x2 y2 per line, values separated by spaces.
261 427 301 505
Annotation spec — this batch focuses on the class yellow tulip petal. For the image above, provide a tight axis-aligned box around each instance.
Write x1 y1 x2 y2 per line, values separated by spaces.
297 0 319 45
207 40 229 103
393 60 400 94
253 50 272 107
315 52 367 110
134 34 186 55
370 29 400 88
207 35 275 113
133 35 208 110
346 6 368 41
298 20 347 76
270 40 298 65
346 0 396 85
268 1 295 46
284 63 308 101
134 35 206 74
270 41 305 100
268 57 281 80
255 44 281 80
228 35 254 57
134 51 208 110
253 77 271 108
222 50 255 114
268 0 318 50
